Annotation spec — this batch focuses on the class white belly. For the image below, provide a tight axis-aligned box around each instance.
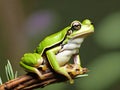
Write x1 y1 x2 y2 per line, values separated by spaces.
56 38 84 66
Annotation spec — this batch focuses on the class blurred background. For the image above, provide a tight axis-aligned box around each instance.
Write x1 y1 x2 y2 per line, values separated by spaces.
0 0 120 90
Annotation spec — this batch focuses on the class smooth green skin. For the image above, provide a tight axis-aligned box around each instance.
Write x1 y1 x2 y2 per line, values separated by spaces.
35 26 70 55
20 53 45 79
20 19 94 84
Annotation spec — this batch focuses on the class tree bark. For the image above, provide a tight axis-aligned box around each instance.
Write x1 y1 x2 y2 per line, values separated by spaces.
0 64 87 90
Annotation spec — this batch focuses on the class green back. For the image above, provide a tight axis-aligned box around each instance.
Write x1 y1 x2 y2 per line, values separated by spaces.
35 26 70 55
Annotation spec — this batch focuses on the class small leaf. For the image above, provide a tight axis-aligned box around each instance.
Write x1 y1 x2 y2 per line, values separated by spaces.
0 77 2 85
15 71 18 79
75 74 88 78
5 60 18 80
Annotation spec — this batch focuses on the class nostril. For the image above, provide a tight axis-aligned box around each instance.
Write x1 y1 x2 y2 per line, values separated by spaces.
91 22 94 25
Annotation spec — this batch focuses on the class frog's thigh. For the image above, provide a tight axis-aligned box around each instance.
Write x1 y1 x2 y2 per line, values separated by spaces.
46 46 69 73
46 46 61 70
20 61 45 79
46 47 74 83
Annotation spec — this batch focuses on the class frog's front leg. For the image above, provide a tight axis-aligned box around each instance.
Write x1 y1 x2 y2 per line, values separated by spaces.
46 46 74 84
73 54 84 74
64 54 83 76
20 53 45 80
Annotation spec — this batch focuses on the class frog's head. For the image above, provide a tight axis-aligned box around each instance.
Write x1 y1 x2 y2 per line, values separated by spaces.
68 19 94 38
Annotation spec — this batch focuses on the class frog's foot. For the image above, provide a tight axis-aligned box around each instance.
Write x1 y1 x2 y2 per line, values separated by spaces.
68 69 77 76
63 64 87 76
55 67 74 84
73 65 88 74
63 64 79 76
34 68 45 80
69 79 74 84
81 67 88 74
39 65 48 71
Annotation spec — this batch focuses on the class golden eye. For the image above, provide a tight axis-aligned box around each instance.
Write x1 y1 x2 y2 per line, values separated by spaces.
71 21 81 30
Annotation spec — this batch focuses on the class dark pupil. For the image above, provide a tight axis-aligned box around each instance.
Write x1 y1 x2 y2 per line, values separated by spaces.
72 24 80 30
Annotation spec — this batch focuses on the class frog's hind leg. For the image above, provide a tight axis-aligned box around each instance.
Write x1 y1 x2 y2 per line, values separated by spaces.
20 61 45 80
46 46 74 84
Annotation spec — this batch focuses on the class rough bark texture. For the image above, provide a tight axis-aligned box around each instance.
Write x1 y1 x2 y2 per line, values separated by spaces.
0 64 87 90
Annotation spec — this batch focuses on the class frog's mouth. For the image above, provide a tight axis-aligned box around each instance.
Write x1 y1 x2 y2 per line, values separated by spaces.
70 25 94 38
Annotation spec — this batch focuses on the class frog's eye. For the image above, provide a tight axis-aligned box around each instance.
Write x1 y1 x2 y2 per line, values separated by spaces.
71 21 81 30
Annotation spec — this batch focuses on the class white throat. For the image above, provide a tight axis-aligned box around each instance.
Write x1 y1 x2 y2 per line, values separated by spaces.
62 38 84 50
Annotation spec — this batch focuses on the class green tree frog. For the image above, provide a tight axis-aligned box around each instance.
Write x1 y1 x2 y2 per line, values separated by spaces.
20 19 94 84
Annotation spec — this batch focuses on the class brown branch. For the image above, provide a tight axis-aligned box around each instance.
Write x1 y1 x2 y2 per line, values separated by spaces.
0 64 87 90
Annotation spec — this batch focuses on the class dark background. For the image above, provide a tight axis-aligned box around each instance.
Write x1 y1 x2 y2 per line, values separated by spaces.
0 0 120 90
